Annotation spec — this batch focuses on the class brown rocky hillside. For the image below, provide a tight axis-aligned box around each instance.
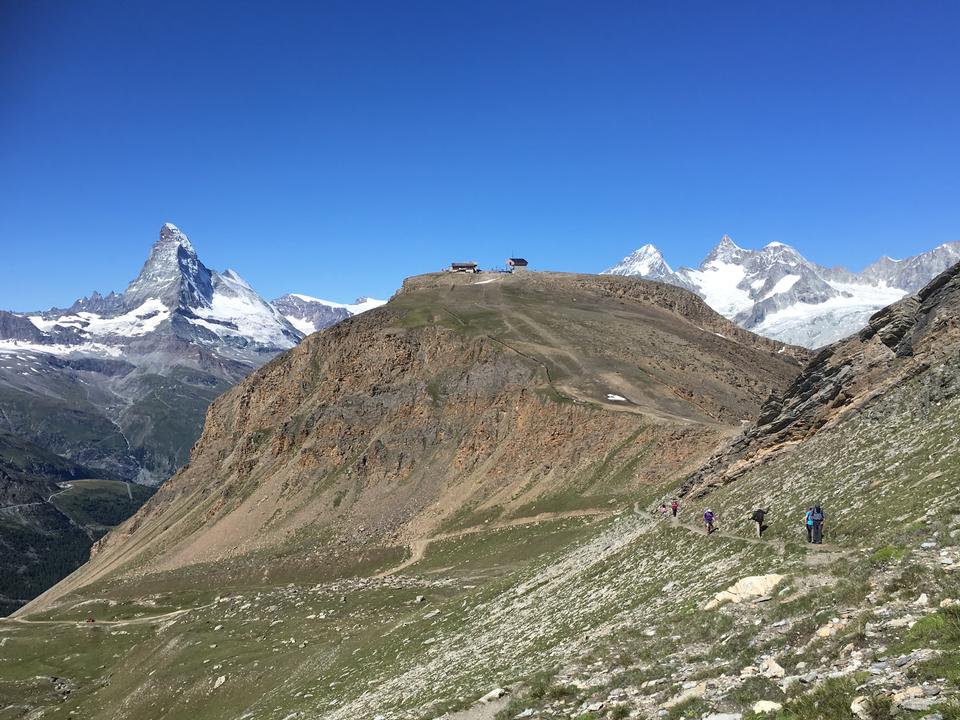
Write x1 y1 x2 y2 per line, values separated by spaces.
24 271 806 612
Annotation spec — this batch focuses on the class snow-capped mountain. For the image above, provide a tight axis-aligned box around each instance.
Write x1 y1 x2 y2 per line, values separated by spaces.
603 244 682 284
272 294 387 336
604 236 960 348
0 223 376 487
10 223 302 360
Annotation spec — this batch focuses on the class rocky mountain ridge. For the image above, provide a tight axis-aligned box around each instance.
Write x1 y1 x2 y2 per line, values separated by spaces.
604 236 960 348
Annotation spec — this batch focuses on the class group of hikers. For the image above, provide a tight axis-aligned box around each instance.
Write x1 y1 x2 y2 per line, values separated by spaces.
656 501 827 544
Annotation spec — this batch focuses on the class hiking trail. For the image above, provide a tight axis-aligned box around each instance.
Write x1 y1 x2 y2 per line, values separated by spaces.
377 508 617 578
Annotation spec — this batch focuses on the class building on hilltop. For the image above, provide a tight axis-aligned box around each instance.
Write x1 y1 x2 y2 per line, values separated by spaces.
449 262 479 273
507 258 528 272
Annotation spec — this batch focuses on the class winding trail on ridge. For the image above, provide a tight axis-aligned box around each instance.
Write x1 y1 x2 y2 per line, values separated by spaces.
376 508 618 578
2 602 218 628
637 501 854 560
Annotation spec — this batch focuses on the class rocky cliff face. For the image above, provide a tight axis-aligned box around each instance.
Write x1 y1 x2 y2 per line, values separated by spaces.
681 259 960 497
31 271 804 605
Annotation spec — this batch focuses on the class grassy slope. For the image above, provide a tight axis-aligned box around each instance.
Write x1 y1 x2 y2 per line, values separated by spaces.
3 360 957 719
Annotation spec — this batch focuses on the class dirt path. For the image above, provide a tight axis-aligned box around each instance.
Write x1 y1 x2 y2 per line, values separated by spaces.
638 502 853 556
47 483 72 503
376 508 617 578
3 602 216 628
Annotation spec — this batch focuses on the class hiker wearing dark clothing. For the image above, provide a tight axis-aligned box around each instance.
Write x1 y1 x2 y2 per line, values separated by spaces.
804 507 814 543
704 509 715 534
811 506 825 544
671 500 679 517
751 508 767 538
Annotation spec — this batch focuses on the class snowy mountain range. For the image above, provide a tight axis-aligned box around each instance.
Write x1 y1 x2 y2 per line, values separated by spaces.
0 223 384 485
272 294 387 335
603 236 960 348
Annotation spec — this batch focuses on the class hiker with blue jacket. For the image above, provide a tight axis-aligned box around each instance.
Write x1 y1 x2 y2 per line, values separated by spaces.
810 505 825 544
804 507 814 543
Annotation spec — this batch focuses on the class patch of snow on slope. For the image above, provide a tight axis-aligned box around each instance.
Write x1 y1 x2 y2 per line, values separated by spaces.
0 341 123 357
284 315 317 336
27 299 170 337
761 274 800 300
754 282 907 347
682 261 752 318
193 274 297 348
348 298 387 314
288 295 387 315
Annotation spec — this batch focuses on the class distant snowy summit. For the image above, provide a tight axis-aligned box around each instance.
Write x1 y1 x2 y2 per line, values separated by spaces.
0 223 384 358
1 223 301 360
272 294 386 336
603 235 960 348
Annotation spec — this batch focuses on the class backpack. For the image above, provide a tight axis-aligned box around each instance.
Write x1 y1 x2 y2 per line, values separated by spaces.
811 510 824 522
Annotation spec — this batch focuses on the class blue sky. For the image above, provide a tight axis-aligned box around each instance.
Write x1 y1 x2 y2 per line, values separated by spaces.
1 1 958 311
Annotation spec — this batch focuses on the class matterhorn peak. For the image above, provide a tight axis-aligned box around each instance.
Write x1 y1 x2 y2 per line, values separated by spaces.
157 222 196 254
124 223 213 310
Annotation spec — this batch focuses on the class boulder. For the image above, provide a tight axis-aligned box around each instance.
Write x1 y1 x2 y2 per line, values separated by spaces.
479 688 510 703
901 698 938 712
661 681 706 708
752 700 783 714
761 658 786 679
705 575 786 609
892 686 924 705
851 696 869 720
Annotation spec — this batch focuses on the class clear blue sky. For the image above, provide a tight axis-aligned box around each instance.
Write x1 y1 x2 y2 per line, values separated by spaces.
1 1 958 311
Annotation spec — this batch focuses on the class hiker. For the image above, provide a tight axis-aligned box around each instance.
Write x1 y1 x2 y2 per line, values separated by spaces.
671 499 679 517
811 505 825 544
657 503 669 515
804 507 814 543
704 509 715 534
751 508 767 538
